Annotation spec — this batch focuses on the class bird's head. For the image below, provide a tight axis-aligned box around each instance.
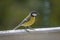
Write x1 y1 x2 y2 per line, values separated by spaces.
31 11 38 17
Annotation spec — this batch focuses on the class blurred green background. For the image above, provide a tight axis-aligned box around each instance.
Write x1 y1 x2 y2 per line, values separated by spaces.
0 0 60 30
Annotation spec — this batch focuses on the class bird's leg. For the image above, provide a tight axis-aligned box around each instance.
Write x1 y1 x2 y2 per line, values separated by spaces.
24 27 29 32
28 26 33 30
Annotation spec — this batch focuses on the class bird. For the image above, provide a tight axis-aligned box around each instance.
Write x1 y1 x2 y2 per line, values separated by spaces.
13 11 38 32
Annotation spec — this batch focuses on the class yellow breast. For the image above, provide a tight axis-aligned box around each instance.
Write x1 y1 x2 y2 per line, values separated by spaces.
23 17 35 27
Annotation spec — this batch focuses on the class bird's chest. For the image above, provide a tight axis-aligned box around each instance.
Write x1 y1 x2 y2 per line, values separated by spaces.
23 17 35 26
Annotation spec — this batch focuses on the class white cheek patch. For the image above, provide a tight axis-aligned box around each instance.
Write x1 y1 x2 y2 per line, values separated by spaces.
32 14 37 16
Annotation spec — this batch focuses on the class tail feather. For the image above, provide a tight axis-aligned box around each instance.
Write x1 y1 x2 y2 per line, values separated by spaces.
13 24 22 30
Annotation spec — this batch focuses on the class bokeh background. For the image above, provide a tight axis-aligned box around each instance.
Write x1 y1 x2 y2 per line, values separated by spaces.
0 0 60 30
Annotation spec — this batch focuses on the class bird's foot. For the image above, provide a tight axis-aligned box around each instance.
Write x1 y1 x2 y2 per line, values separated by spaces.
25 29 30 32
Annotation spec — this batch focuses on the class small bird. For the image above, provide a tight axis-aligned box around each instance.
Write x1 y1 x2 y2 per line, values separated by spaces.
13 11 38 31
